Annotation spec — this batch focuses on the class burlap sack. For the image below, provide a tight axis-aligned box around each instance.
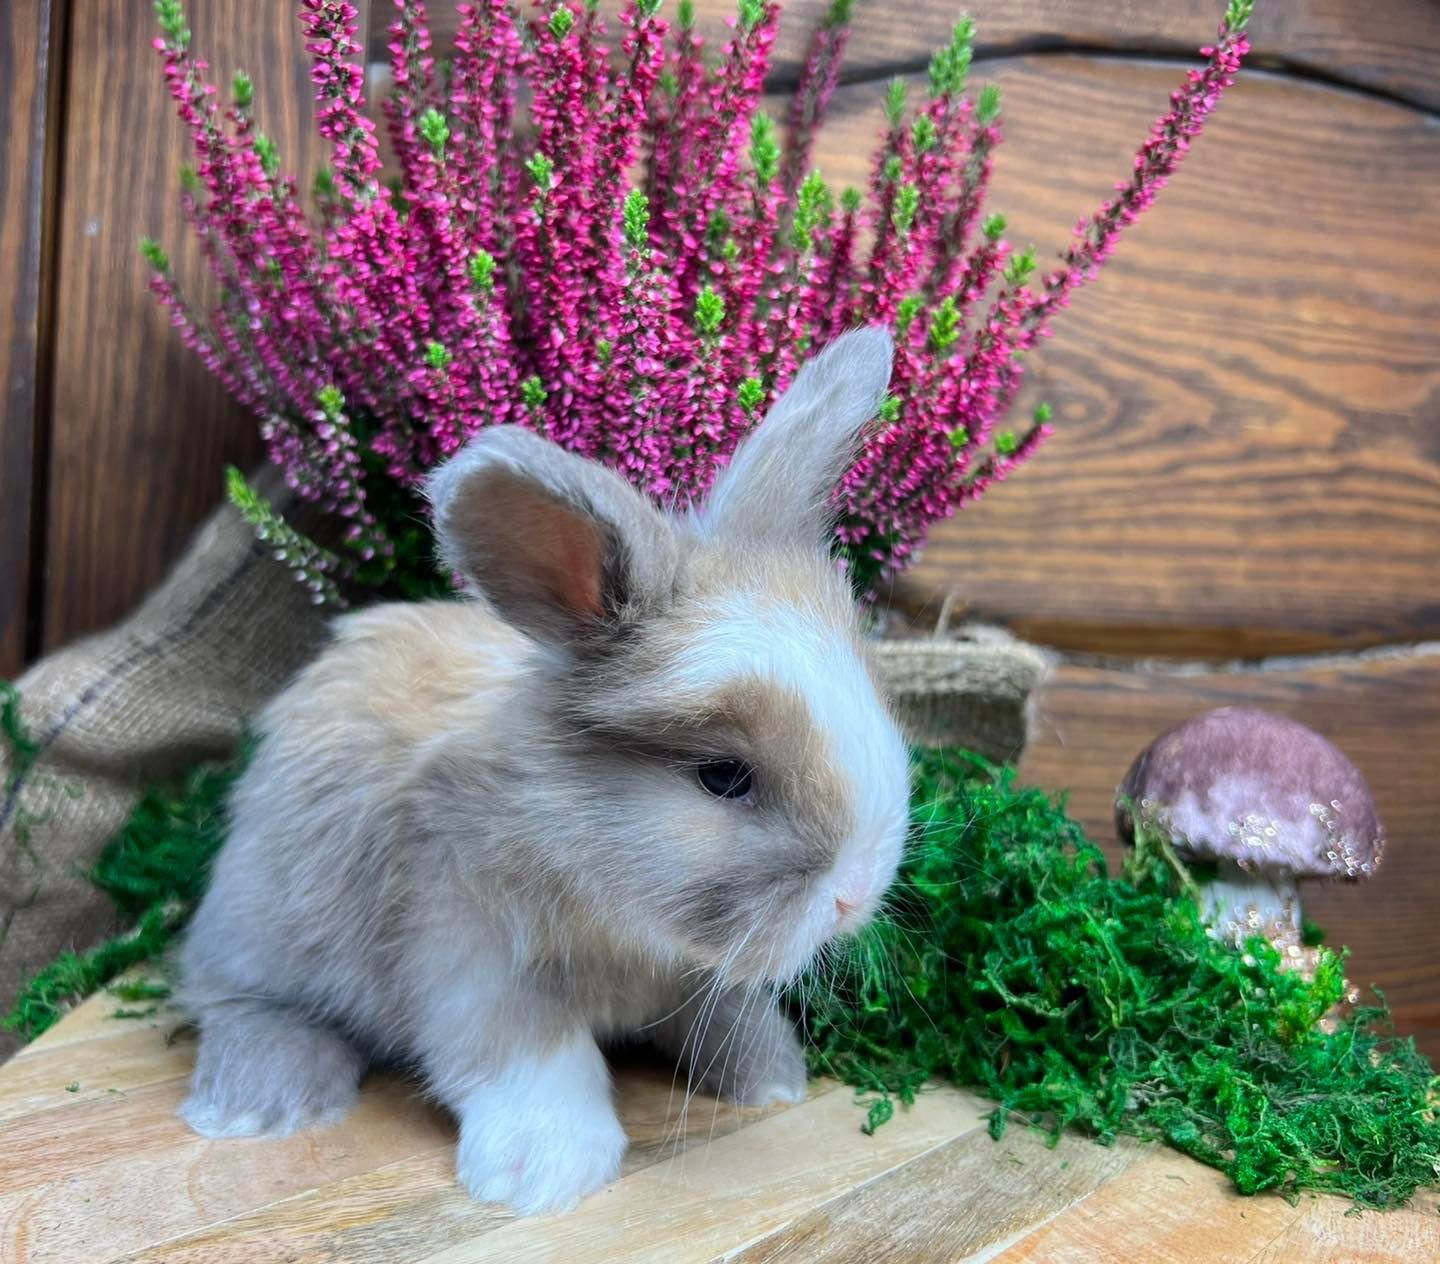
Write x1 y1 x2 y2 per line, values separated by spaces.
871 625 1052 762
0 475 330 1056
0 478 1048 1055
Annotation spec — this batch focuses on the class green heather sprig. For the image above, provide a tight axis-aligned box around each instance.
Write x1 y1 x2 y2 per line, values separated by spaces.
225 467 348 606
145 0 1251 598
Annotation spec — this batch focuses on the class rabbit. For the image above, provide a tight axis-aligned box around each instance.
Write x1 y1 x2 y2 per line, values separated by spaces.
176 326 912 1216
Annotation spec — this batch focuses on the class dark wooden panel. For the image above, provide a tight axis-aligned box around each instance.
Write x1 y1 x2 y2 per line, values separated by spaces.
790 59 1440 655
392 1 1440 113
1020 650 1440 1061
40 2 333 653
0 0 59 677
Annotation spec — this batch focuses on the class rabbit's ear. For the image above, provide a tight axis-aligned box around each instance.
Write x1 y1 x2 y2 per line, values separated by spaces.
696 327 892 547
426 427 678 645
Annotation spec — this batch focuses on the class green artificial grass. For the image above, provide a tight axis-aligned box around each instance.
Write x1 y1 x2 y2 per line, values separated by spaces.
792 749 1440 1210
6 742 1437 1210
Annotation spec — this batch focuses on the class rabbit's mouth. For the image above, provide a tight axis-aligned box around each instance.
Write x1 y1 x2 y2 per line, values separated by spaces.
661 835 904 986
714 911 863 989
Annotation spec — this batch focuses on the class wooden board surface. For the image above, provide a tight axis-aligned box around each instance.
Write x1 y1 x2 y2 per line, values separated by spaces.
1 989 1436 1264
0 0 59 678
1017 646 1440 1059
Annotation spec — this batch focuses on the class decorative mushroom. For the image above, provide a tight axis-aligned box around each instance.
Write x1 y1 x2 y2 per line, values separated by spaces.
1115 706 1385 970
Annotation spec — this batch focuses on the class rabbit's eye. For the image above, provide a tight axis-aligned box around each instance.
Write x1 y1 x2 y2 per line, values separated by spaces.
696 759 755 801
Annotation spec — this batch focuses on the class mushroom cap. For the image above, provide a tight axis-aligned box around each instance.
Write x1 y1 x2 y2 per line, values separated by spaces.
1115 706 1384 879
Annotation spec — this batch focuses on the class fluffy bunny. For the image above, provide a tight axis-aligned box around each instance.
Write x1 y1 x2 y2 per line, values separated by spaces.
177 326 911 1215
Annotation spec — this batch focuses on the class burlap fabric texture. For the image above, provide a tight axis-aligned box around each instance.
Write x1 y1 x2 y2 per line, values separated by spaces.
0 478 329 1056
1 480 1048 1055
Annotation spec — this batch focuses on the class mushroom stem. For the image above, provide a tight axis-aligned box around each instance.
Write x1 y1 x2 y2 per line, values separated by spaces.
1197 860 1302 954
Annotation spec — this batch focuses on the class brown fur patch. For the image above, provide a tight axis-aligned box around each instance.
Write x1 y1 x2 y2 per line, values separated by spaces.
557 669 854 871
546 541 862 875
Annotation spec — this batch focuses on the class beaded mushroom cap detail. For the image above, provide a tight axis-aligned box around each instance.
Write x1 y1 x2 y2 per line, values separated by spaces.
1116 706 1385 880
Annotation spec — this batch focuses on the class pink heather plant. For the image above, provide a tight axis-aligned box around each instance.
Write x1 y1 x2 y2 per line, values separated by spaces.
144 0 1253 602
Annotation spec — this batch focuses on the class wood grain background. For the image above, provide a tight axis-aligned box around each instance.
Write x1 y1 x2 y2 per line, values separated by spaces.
0 1 1436 1059
38 0 323 659
0 0 60 680
4 1 1435 663
889 57 1440 656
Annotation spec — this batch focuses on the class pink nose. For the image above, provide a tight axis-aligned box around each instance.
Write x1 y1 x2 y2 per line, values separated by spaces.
835 897 859 919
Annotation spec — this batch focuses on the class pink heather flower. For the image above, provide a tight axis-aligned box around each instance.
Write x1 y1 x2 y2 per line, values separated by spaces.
145 0 1252 599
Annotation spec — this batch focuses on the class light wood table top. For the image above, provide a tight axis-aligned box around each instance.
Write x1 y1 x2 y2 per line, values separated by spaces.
3 986 1437 1263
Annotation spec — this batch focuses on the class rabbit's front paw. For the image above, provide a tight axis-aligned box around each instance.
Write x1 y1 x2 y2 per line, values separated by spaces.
181 1003 365 1138
712 1011 808 1108
456 1092 626 1216
450 1034 627 1216
656 990 808 1108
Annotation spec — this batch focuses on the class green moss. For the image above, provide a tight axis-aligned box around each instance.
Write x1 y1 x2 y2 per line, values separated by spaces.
2 680 56 881
108 979 172 1003
1 681 41 795
792 750 1440 1210
4 753 244 1041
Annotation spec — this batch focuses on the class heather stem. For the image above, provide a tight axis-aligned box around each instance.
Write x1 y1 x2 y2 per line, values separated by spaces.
781 0 854 195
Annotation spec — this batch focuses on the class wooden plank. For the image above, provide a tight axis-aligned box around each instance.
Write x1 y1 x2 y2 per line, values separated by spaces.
788 58 1440 655
0 1022 192 1127
1245 1188 1440 1264
113 1067 835 1264
1019 647 1440 1060
990 1145 1440 1262
727 1123 1142 1263
40 3 330 653
3 993 1437 1263
424 1087 991 1264
0 992 981 1264
395 1 1440 114
0 0 59 676
0 1058 450 1263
